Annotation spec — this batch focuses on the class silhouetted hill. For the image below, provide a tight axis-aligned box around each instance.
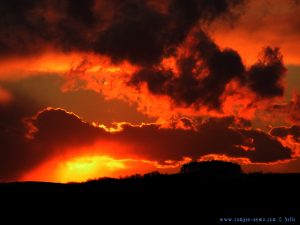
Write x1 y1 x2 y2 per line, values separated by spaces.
0 172 299 224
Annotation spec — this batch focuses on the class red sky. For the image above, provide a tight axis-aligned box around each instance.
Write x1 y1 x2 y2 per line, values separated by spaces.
1 0 300 182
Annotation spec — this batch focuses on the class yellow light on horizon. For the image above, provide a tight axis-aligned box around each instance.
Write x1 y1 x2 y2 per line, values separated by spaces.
58 156 126 183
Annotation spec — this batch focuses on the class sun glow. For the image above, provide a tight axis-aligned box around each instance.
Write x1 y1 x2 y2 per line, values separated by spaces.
20 149 176 183
21 155 129 183
58 156 126 182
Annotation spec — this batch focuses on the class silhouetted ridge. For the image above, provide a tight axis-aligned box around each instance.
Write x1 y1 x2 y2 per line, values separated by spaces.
0 165 300 223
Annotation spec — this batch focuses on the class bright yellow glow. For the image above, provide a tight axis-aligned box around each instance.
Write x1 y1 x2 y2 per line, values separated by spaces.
58 156 126 183
20 143 180 183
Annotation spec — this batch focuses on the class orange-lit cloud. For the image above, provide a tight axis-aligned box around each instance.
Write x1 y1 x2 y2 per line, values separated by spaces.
60 44 287 123
0 52 114 80
1 47 289 125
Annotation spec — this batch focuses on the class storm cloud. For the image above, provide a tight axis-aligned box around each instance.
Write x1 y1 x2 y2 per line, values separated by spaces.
271 125 300 143
28 109 294 165
0 0 245 64
0 105 292 181
130 36 285 110
0 0 288 111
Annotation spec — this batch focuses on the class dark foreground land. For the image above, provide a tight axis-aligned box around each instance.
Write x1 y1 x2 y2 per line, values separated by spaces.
1 173 299 224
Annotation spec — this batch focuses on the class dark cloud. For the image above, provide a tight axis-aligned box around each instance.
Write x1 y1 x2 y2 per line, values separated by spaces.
96 0 245 65
271 125 300 142
28 110 292 165
95 0 168 66
0 0 244 64
130 31 245 109
167 0 245 45
0 0 287 111
111 117 292 163
238 129 291 162
130 31 285 110
0 0 98 56
246 47 286 98
1 103 292 181
29 108 103 148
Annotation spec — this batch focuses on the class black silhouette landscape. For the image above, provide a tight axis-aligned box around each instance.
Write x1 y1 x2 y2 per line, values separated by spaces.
1 161 299 224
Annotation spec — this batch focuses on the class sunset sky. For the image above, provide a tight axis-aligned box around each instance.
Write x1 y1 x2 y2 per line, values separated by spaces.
1 0 300 182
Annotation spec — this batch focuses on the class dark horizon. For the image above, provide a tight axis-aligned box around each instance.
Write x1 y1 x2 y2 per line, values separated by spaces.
1 161 300 223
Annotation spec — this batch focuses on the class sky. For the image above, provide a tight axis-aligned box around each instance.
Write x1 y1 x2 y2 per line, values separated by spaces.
1 0 300 182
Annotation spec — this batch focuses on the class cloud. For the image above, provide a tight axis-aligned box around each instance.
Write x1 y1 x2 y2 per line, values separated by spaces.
130 31 245 110
246 47 286 98
0 0 245 64
0 100 293 181
28 108 103 146
271 125 300 143
130 34 285 110
0 0 98 57
29 109 292 164
0 0 291 120
270 125 300 157
94 0 168 66
96 0 245 66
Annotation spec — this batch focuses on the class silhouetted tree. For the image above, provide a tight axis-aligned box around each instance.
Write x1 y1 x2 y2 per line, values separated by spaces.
180 160 243 175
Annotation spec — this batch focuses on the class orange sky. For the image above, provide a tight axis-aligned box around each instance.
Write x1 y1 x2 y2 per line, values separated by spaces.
211 0 300 66
1 0 300 182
